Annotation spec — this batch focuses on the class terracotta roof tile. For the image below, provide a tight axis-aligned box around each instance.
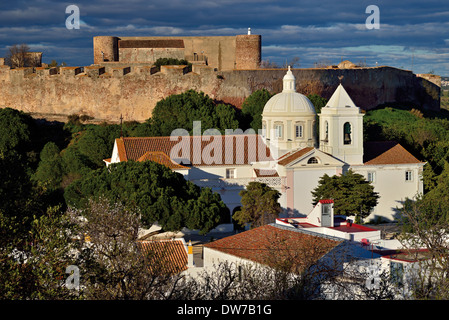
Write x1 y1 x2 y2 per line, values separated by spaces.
138 239 188 274
205 224 341 273
137 151 190 170
277 147 314 166
118 39 185 49
364 141 423 165
117 135 273 167
254 169 279 177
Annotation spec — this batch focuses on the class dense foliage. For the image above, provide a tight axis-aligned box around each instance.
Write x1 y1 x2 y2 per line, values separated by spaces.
146 89 239 136
240 89 273 131
65 161 229 235
153 57 192 72
312 170 379 222
233 181 282 228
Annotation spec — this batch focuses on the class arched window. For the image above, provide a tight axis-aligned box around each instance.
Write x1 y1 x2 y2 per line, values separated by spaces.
343 122 352 145
275 124 283 138
308 157 319 164
324 121 329 142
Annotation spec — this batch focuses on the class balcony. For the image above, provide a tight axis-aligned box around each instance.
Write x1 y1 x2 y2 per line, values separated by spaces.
190 176 286 190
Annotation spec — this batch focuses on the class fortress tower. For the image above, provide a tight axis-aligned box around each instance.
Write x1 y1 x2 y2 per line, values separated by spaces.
92 33 261 71
235 34 261 70
93 36 119 64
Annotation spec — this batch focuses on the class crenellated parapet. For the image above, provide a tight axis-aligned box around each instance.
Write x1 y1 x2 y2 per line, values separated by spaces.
0 64 441 124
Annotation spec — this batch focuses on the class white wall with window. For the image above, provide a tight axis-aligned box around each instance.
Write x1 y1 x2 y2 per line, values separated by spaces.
351 164 424 221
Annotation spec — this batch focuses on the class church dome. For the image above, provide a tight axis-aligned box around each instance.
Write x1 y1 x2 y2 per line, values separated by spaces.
262 66 316 117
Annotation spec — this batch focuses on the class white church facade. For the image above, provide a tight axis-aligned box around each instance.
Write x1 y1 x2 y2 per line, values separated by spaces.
105 67 425 228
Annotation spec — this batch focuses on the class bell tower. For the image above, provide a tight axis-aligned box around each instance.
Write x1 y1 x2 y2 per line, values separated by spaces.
318 84 364 165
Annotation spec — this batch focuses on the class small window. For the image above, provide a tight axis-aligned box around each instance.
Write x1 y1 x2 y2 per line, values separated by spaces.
308 157 319 164
295 124 303 139
226 168 235 179
405 170 413 181
275 124 283 138
367 172 375 183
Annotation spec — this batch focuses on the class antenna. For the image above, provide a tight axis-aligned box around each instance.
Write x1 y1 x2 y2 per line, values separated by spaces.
120 113 123 137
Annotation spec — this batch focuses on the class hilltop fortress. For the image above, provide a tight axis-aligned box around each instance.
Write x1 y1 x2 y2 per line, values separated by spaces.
0 33 441 123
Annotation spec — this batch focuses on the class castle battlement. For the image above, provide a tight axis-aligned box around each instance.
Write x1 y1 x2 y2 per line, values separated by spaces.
0 64 440 125
0 63 221 82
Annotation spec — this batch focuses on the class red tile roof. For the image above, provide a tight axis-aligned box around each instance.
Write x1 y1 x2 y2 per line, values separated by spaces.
254 169 279 177
138 239 188 274
205 224 341 273
364 141 423 165
117 135 273 167
118 39 185 49
137 151 190 170
277 147 314 166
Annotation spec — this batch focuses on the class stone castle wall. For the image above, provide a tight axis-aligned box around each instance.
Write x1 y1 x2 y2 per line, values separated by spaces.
93 35 262 71
0 64 440 123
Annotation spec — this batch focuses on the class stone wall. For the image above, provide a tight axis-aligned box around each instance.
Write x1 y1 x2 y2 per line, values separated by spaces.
0 64 440 124
93 35 261 71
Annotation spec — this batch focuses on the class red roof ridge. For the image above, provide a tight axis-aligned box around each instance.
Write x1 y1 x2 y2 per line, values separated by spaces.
277 147 314 166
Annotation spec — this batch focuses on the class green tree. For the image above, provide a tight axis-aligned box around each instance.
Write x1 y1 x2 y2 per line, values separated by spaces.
64 161 228 235
233 181 282 228
307 94 328 115
240 89 273 131
76 124 121 167
147 90 238 136
153 57 192 72
312 170 379 222
33 142 64 190
0 107 36 158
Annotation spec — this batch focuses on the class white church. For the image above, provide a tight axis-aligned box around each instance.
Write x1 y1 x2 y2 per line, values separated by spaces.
105 67 425 230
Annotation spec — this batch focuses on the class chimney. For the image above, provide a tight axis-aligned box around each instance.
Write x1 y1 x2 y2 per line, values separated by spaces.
187 240 195 268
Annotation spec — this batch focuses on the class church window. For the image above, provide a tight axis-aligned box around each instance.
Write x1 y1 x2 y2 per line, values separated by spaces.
343 122 352 145
307 157 319 164
323 121 329 142
295 124 303 138
367 172 375 183
275 124 283 138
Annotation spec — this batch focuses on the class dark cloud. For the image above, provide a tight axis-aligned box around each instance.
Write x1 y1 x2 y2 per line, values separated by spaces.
0 0 447 75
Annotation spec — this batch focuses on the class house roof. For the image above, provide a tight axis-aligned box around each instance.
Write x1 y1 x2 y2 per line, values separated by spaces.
363 141 423 165
118 39 185 49
277 147 314 166
137 151 190 170
254 168 279 177
138 239 188 274
374 248 431 263
115 135 273 167
204 224 341 273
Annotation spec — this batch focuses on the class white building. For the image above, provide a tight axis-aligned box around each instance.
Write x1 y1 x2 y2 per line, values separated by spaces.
105 67 425 227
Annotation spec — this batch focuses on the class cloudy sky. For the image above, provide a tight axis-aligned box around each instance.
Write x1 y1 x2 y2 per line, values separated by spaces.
1 0 448 76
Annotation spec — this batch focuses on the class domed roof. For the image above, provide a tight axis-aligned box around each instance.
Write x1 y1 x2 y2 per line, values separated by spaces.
262 67 316 117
